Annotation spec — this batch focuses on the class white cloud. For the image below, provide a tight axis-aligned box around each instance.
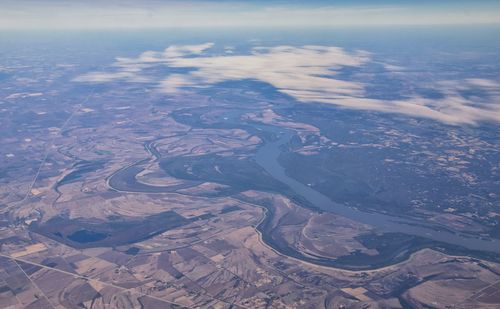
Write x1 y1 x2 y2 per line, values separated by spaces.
163 43 215 58
74 43 500 125
465 78 500 89
73 71 151 83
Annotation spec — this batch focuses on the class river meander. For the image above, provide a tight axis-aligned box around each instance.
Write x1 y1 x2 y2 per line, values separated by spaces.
107 107 500 269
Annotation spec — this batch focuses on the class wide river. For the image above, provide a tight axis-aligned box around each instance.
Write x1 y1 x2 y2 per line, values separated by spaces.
107 108 500 264
255 128 500 255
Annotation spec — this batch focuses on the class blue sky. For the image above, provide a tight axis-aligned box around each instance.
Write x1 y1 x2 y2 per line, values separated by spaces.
1 0 500 29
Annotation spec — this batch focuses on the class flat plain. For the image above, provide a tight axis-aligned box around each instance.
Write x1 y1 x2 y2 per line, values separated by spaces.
1 31 500 308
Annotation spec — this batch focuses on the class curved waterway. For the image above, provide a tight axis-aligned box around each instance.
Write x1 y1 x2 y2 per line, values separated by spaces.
107 107 499 269
108 163 200 193
255 129 500 255
108 141 201 194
